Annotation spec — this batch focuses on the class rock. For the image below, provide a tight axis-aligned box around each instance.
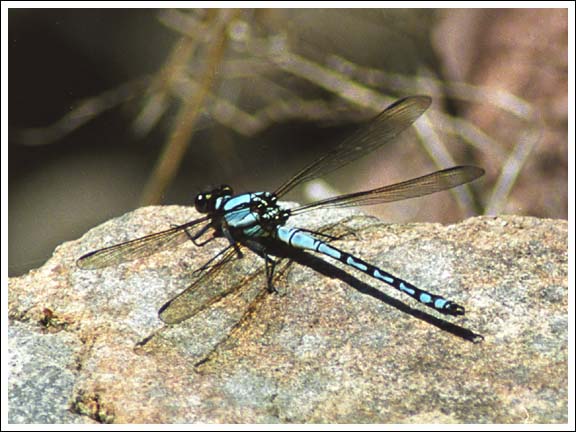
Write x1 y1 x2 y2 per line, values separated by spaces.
8 321 87 424
8 205 568 423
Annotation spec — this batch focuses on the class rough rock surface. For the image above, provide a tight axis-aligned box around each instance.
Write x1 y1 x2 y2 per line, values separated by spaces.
8 205 568 423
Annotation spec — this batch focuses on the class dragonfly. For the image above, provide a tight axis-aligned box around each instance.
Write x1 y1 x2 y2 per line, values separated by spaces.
77 96 484 325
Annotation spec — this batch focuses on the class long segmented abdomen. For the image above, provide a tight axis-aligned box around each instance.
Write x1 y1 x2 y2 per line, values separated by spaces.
275 226 464 316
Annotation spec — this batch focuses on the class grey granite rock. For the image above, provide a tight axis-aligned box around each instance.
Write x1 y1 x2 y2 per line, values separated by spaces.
8 321 86 424
8 205 568 423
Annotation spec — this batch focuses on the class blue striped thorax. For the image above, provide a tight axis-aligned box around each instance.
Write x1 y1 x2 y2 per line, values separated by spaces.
195 185 290 238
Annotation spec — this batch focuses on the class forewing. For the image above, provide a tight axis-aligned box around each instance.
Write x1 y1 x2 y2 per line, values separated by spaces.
77 216 210 269
274 96 431 197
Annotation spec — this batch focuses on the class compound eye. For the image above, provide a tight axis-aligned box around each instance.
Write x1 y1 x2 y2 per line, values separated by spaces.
195 185 233 213
194 193 211 213
219 185 233 196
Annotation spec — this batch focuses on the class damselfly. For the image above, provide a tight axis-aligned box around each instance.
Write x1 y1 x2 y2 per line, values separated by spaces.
77 96 484 324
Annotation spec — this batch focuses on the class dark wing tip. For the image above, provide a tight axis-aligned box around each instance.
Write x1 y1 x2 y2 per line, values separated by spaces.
461 165 486 182
395 95 432 112
76 252 97 269
382 95 432 123
158 302 184 325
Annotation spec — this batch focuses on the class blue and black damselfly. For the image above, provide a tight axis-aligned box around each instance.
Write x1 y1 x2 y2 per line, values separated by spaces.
77 96 484 326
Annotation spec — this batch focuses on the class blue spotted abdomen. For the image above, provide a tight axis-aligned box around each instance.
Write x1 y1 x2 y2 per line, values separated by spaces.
275 226 463 315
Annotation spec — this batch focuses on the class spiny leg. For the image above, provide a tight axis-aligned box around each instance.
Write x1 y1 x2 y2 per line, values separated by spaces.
178 222 218 248
264 255 279 293
242 238 280 294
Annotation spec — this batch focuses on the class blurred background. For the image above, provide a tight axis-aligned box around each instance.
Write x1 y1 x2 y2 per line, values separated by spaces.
9 8 568 276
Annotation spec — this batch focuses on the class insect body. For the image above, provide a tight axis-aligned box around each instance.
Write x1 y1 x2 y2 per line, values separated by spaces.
78 96 484 324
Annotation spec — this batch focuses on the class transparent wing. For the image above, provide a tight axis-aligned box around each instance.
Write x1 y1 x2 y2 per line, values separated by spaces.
77 216 211 269
274 96 432 197
158 244 262 324
291 166 484 214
